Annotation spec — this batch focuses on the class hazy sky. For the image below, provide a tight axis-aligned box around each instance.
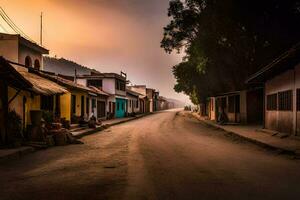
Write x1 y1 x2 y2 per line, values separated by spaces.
1 0 190 104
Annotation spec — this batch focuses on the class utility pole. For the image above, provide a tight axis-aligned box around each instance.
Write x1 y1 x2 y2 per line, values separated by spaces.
40 12 43 46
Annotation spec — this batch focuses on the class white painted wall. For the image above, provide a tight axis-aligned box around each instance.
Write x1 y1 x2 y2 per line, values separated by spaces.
19 44 43 69
127 95 139 113
103 78 116 94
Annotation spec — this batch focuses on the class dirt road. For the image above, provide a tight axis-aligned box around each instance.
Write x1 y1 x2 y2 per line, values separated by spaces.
1 110 300 200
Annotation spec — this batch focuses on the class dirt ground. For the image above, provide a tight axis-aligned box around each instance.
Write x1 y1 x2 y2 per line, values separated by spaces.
1 110 300 200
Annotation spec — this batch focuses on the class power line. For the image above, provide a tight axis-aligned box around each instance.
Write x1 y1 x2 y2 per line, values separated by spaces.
0 22 8 33
0 7 36 43
0 7 30 37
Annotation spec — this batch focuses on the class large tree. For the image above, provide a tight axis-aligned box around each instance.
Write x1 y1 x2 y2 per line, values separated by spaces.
162 0 300 104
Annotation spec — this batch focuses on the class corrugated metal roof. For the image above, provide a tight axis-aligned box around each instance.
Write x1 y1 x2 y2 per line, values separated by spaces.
12 64 68 95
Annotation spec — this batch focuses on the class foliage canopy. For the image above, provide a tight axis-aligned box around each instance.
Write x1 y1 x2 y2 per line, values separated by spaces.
162 0 300 104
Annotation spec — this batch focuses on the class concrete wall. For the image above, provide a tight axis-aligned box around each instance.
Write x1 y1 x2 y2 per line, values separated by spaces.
265 69 294 134
0 35 18 62
8 86 41 128
19 44 43 70
127 95 139 113
103 78 116 94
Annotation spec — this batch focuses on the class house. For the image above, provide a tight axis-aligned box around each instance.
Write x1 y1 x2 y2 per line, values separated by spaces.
0 57 32 145
0 57 68 145
77 72 127 119
0 33 72 133
0 33 49 70
126 89 140 115
207 88 263 124
127 85 148 113
246 43 300 136
37 72 109 123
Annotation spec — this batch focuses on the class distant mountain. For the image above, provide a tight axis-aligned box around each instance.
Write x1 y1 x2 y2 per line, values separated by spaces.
165 98 185 108
43 56 99 76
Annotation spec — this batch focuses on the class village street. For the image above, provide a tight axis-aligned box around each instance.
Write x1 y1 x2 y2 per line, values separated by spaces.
1 109 300 200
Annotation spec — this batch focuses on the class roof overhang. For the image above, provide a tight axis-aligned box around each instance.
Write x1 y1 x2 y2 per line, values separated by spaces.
246 43 300 84
0 57 32 90
19 36 49 54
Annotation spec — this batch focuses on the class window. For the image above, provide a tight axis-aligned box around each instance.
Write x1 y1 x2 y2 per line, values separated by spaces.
34 59 40 70
87 79 102 88
267 94 277 111
25 56 32 67
115 79 126 91
41 95 54 111
278 90 292 111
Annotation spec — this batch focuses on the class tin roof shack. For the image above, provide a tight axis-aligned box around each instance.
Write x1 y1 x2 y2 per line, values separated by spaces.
77 72 127 119
247 44 300 136
0 33 49 70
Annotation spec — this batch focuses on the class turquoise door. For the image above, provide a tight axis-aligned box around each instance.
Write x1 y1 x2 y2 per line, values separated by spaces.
116 98 126 118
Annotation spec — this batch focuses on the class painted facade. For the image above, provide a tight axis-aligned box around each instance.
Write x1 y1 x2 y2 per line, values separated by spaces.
246 44 300 136
0 33 48 70
77 73 127 118
126 89 140 114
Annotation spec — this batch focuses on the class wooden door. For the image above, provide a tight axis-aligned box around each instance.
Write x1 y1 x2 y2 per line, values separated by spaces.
97 101 106 118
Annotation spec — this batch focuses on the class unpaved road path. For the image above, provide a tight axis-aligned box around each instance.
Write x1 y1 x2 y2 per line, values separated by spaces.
1 110 300 200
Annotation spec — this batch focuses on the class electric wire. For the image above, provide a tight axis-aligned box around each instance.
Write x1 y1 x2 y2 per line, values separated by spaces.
0 7 36 43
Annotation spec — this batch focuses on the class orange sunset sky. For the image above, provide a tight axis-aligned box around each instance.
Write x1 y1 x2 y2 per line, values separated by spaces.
1 0 190 104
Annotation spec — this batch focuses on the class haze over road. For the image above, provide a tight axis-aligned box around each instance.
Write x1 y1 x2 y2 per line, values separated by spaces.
1 110 300 200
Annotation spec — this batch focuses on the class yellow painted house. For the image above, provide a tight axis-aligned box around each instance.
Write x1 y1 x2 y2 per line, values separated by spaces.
0 57 68 144
10 63 68 127
35 71 108 124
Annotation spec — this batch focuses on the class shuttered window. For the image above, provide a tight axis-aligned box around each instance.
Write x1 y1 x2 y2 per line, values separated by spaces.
267 94 277 111
278 90 292 111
